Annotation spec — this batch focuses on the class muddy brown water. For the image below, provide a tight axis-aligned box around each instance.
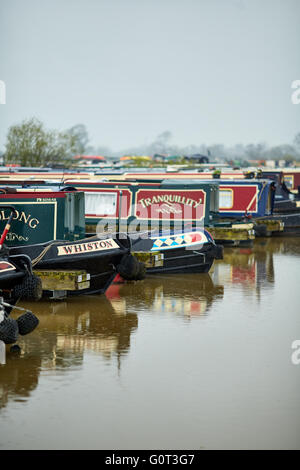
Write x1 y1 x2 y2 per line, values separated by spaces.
0 237 300 450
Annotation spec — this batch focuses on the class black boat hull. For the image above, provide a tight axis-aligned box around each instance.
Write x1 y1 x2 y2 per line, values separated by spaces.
0 251 32 301
130 230 223 275
146 242 222 274
9 236 132 295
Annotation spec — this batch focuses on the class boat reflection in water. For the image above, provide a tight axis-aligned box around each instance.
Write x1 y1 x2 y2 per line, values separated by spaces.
107 274 224 318
0 295 138 410
0 274 225 410
1 237 297 413
1 236 299 450
212 243 274 299
211 237 300 299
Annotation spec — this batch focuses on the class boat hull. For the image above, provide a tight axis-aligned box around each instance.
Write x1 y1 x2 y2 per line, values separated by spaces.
131 230 223 275
9 236 132 296
146 242 221 274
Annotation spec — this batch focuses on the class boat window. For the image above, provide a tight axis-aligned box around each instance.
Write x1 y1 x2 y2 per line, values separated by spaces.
219 189 233 209
85 192 117 215
283 175 293 189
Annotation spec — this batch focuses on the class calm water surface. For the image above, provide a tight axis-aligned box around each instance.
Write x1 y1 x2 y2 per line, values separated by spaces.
0 237 300 450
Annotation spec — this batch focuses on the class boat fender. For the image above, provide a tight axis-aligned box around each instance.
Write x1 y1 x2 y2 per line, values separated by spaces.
116 254 141 280
13 274 43 301
0 316 19 344
135 261 147 280
215 244 224 260
16 311 39 336
254 224 268 237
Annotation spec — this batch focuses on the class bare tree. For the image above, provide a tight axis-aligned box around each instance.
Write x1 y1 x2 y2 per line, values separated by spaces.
4 118 84 167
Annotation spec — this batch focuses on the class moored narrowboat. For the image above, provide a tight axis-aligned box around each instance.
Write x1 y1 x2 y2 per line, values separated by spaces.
9 234 136 297
0 181 224 275
281 168 300 195
0 170 280 238
72 177 224 273
101 173 284 237
0 192 142 298
242 169 300 235
58 178 256 247
128 228 223 274
3 165 300 235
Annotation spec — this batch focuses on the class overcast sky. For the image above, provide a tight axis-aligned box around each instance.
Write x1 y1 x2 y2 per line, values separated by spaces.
0 0 299 154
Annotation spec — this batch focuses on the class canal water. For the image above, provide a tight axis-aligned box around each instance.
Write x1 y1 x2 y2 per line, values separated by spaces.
0 237 300 450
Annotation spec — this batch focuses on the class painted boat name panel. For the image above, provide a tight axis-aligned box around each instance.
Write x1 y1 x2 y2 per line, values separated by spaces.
135 189 206 221
0 201 57 244
0 191 86 246
57 239 119 256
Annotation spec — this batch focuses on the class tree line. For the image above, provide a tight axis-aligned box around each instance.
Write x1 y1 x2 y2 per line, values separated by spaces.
1 118 300 167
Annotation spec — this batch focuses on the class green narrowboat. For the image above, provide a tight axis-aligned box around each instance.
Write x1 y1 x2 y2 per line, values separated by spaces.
0 188 85 246
0 181 224 275
0 188 140 298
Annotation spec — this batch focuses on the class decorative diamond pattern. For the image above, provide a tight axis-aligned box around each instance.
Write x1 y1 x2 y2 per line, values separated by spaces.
154 239 163 248
151 231 206 251
184 235 192 244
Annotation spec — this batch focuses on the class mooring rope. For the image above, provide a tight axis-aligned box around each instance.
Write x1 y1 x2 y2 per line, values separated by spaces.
31 241 61 267
30 234 125 267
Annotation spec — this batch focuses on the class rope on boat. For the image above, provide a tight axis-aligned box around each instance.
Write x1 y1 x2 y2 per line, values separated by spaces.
30 233 131 267
2 301 32 313
31 241 61 267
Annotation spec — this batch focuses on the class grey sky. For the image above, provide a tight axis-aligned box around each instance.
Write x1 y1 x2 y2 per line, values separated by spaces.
0 0 299 154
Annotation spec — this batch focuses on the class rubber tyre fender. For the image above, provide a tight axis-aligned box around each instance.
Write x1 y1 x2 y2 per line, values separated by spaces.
0 317 19 344
17 311 39 336
13 274 43 301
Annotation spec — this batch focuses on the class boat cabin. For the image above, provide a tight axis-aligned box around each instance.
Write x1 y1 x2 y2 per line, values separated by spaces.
0 186 85 246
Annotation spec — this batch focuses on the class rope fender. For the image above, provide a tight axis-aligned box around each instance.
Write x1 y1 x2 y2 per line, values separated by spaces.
116 254 146 281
